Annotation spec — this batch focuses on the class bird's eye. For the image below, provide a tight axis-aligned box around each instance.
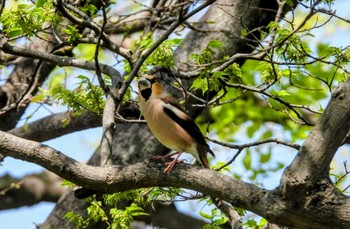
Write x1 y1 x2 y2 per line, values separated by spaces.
148 77 158 84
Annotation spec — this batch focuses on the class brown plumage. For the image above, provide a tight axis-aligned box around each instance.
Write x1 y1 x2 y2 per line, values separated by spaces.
138 75 214 172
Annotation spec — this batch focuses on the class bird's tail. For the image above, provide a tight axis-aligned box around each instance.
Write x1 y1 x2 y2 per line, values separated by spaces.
206 144 215 158
197 144 215 168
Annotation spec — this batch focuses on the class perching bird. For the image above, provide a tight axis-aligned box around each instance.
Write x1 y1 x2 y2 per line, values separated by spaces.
138 75 215 173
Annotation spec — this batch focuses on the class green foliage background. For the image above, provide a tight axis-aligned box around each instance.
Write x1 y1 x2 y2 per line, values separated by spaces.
1 0 349 228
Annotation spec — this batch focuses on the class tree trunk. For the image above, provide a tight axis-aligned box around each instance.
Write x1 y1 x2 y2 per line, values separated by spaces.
39 0 295 228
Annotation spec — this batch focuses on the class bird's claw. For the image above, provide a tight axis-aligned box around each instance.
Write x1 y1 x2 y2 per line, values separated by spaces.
163 159 185 173
152 151 180 160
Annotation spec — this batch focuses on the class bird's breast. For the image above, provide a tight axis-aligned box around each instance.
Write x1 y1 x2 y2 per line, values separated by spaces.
140 99 196 154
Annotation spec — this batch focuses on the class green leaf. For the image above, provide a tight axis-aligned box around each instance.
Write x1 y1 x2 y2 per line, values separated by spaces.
61 179 76 188
23 120 29 132
244 219 258 227
262 130 273 139
200 210 213 220
36 0 45 7
63 211 89 229
246 122 260 138
63 211 77 223
190 77 208 94
211 161 231 172
64 25 82 43
126 204 148 217
8 29 23 38
241 28 247 37
1 2 59 38
276 90 290 97
87 201 106 222
31 89 46 102
207 39 223 48
243 150 252 170
258 217 268 227
260 151 271 163
213 217 228 225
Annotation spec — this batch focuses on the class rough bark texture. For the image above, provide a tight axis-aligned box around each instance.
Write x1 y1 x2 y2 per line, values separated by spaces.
34 1 294 228
2 0 348 228
174 0 280 66
8 111 101 142
0 172 65 210
2 77 350 228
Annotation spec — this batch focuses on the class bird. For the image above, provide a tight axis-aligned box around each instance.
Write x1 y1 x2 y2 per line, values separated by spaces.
138 75 215 173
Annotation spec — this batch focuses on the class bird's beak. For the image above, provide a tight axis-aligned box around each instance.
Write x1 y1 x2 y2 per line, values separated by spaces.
138 78 151 90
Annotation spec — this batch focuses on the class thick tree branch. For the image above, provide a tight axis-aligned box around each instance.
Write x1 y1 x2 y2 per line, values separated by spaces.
0 172 65 210
284 79 350 182
7 101 141 144
0 171 209 229
3 80 350 228
0 130 269 214
8 111 101 142
1 101 350 228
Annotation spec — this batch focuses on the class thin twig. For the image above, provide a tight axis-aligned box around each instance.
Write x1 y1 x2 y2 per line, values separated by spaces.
209 137 301 150
211 137 300 172
96 1 116 167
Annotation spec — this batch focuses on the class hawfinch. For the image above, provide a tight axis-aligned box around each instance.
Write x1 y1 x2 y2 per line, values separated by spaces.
138 75 215 173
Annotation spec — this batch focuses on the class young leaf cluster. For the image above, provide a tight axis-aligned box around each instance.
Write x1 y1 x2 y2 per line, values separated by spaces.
1 1 59 38
201 208 228 229
63 190 149 229
64 25 83 44
63 187 188 229
190 40 225 94
243 218 268 229
141 37 183 70
54 75 105 115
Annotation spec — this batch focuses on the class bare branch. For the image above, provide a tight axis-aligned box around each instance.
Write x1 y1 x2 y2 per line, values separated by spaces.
94 1 116 166
54 0 131 59
0 35 121 81
0 171 65 210
222 80 313 125
7 111 101 142
1 129 349 228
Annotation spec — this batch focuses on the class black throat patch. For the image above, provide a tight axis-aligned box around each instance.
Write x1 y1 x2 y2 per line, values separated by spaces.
141 88 152 101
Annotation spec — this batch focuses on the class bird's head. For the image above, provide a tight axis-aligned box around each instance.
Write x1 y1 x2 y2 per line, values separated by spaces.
138 75 165 101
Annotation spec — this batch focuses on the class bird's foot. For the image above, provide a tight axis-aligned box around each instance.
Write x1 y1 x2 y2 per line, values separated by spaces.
162 152 183 173
163 159 187 173
152 151 179 160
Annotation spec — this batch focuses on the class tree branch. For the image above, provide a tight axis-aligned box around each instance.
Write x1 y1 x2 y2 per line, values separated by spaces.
0 35 121 81
284 79 350 182
0 130 269 214
1 114 350 228
7 111 101 142
212 198 242 228
0 171 65 210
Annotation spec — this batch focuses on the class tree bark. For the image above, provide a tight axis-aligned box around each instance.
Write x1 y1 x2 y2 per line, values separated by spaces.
0 171 65 210
5 0 340 228
2 78 350 228
8 111 101 142
7 0 295 228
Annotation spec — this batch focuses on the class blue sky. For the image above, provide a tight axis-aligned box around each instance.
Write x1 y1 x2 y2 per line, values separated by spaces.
1 1 350 228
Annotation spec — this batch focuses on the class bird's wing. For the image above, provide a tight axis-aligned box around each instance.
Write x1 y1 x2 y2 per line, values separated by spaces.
161 96 214 158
